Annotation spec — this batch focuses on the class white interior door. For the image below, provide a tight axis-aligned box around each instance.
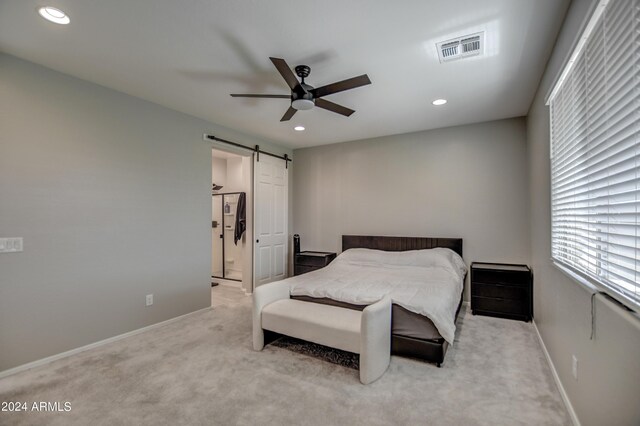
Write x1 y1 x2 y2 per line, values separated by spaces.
253 154 288 287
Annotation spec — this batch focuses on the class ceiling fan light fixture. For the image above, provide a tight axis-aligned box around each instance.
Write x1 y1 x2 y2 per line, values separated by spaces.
38 6 70 24
432 99 447 106
291 99 314 111
294 126 305 131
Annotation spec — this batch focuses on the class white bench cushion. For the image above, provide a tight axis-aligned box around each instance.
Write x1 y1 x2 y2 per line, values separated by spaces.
253 281 391 384
262 299 361 354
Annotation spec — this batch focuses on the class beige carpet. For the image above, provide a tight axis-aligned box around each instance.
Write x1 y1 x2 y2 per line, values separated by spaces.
0 287 570 425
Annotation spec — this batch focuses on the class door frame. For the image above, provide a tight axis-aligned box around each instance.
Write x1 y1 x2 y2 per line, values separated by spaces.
205 136 291 294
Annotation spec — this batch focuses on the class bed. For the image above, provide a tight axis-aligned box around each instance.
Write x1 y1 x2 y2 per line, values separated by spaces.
287 235 466 367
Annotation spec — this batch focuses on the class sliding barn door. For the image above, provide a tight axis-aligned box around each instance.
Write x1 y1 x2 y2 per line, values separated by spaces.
253 154 288 288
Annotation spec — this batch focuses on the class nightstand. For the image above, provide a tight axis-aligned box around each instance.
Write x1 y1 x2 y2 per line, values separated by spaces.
294 251 337 276
471 262 532 322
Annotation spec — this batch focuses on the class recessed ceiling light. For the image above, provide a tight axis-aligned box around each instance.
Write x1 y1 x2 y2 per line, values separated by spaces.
294 126 305 131
38 6 70 25
432 99 447 106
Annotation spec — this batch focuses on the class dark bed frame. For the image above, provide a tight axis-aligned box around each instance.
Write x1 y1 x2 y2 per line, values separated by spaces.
342 235 464 367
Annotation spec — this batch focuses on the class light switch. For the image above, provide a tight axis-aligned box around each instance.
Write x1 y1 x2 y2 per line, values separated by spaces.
0 238 24 253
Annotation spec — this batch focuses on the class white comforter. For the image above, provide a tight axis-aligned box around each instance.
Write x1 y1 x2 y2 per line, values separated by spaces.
286 248 467 344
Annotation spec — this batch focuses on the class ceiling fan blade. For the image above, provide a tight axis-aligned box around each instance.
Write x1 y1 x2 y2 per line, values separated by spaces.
280 106 297 121
230 94 290 98
315 98 355 117
312 74 371 98
270 57 303 92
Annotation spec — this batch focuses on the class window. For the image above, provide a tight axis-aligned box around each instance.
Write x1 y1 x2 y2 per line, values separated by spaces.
549 0 639 310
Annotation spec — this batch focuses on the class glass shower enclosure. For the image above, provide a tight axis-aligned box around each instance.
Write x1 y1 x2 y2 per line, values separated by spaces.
212 192 243 282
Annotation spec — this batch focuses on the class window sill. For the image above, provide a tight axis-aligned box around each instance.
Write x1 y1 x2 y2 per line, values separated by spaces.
551 259 640 321
551 260 599 293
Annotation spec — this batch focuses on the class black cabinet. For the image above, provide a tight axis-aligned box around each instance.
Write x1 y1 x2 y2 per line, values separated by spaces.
471 262 532 322
294 251 337 276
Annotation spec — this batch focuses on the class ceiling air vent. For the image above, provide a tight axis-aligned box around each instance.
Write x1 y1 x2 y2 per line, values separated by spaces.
440 40 460 60
436 32 484 63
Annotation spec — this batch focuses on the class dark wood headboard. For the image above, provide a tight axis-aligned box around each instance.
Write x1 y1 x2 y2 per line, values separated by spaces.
342 235 463 257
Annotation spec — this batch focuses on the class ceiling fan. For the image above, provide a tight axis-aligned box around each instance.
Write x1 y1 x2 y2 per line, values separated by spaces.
231 57 371 122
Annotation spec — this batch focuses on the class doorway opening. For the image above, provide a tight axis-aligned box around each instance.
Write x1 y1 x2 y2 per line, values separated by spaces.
208 137 291 299
211 148 252 294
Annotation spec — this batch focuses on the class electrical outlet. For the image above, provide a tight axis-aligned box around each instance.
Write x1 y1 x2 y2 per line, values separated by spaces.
572 355 578 380
146 294 153 306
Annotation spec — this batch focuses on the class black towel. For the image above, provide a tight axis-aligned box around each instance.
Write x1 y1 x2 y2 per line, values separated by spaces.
234 192 246 245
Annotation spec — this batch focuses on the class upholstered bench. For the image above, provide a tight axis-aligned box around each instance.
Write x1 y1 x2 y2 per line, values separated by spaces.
253 281 391 384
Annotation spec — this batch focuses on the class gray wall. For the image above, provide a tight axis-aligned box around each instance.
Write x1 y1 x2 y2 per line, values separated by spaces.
0 54 291 372
293 118 530 299
526 0 640 424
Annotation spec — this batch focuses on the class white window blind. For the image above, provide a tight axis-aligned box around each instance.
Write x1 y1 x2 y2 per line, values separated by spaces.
549 0 639 310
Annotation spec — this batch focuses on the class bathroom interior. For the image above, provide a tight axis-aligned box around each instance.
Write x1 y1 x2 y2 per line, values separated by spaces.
211 148 252 292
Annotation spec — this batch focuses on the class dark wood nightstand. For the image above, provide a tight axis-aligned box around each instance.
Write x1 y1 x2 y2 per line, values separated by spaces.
471 262 533 322
294 251 337 276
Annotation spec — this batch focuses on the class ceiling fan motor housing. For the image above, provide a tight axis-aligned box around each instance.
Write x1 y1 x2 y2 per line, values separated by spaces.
292 82 315 110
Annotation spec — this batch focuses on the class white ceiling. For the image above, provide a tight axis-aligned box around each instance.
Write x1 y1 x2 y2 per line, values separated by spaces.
0 0 569 149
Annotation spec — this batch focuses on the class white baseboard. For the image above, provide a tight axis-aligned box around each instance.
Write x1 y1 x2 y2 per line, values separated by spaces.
0 307 212 380
532 320 581 426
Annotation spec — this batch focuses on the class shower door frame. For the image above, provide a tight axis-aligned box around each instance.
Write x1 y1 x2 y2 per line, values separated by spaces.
212 191 244 282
